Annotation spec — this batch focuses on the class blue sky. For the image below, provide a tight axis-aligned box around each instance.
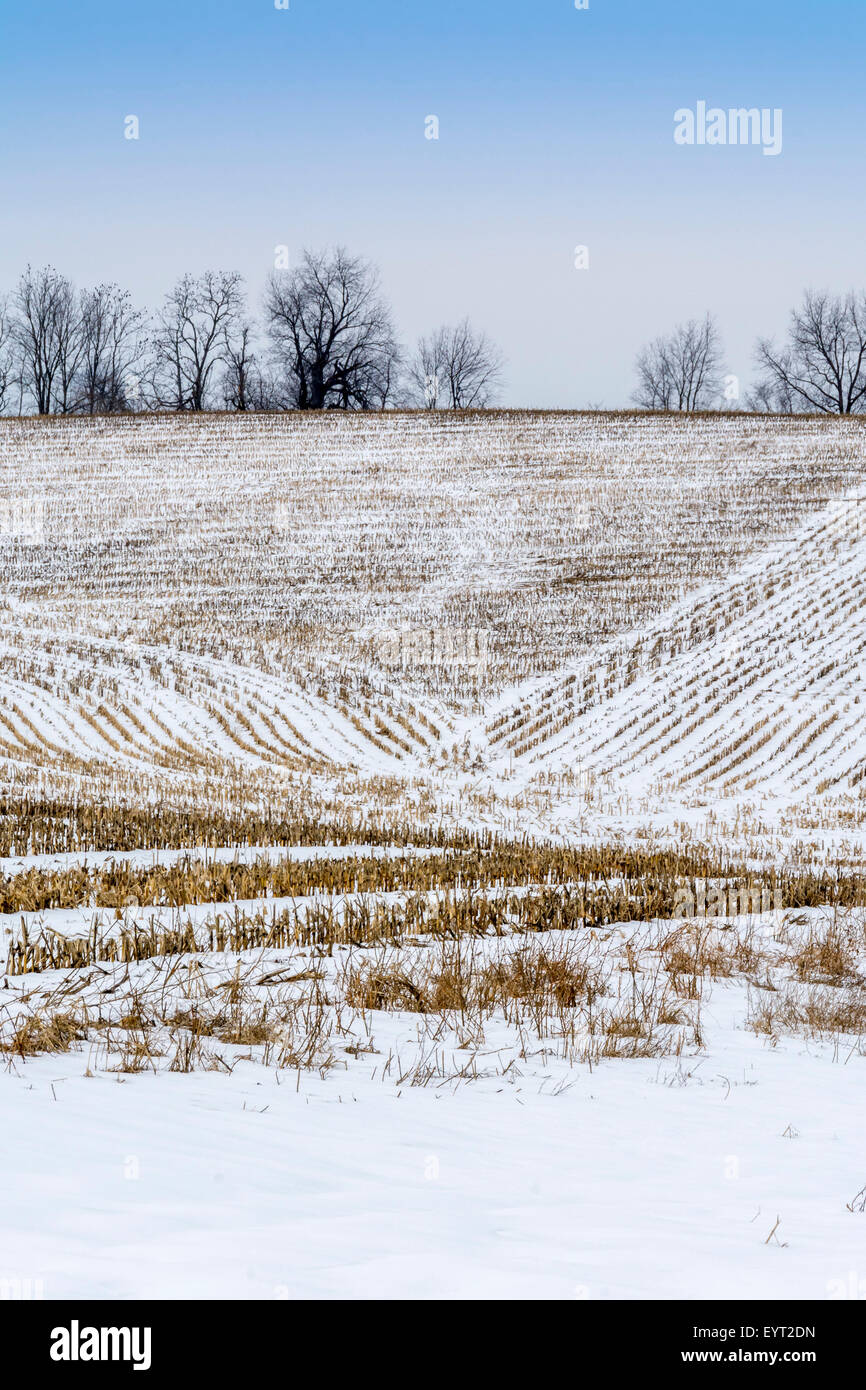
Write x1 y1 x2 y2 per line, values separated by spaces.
1 0 863 406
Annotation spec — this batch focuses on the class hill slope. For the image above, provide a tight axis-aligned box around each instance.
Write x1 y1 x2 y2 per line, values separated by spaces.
0 412 864 847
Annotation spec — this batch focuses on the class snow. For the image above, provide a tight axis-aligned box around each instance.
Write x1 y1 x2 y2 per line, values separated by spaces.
2 953 863 1300
0 842 442 877
2 411 866 1301
1 412 866 848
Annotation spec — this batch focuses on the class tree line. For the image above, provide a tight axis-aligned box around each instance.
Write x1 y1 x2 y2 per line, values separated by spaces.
633 293 866 415
0 251 863 416
0 249 504 416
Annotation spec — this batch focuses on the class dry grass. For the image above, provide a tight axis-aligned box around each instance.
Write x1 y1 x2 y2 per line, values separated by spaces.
5 905 866 1078
747 984 866 1042
1 955 337 1076
340 933 700 1065
785 917 863 985
0 925 707 1077
744 909 866 1043
0 1010 87 1057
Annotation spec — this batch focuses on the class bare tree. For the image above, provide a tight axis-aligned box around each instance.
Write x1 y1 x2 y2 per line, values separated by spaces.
54 287 84 414
744 378 795 415
77 284 147 414
12 266 84 414
753 291 866 414
0 297 13 414
633 314 724 411
149 271 245 411
222 322 264 411
408 319 504 409
264 248 401 410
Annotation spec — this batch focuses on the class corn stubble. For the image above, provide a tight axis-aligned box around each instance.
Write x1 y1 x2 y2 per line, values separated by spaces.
3 413 866 1084
4 908 865 1082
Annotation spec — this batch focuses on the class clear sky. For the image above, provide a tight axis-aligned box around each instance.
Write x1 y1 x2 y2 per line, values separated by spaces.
0 0 862 407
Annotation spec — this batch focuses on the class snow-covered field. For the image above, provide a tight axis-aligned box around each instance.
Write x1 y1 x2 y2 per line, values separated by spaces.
3 911 865 1301
5 1014 864 1302
1 410 865 844
1 411 865 1301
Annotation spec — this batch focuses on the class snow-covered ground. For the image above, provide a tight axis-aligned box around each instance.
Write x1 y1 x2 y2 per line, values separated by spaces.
3 940 864 1300
2 412 865 1302
1 412 865 846
0 842 442 877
